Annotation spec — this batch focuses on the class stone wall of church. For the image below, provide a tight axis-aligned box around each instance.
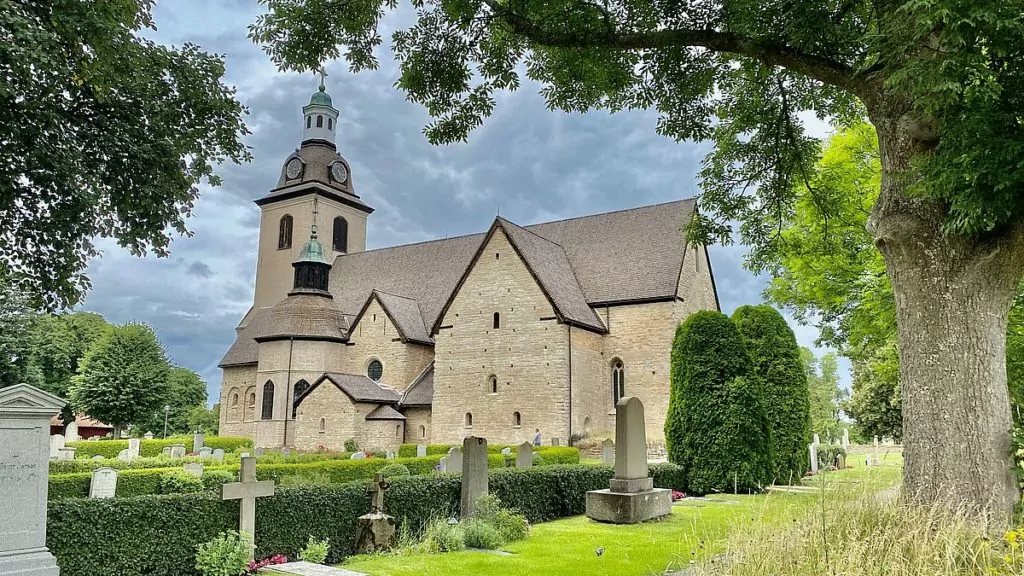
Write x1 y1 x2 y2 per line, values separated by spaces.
293 381 361 451
403 408 431 444
360 419 405 452
569 326 610 438
219 366 258 440
341 298 434 390
678 243 719 310
433 228 570 446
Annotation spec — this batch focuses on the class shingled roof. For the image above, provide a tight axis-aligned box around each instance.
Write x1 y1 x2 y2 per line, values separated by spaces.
296 373 401 405
220 199 697 367
350 291 433 345
399 363 434 407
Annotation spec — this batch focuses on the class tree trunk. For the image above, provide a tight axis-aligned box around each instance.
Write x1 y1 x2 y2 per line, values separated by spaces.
112 424 122 440
869 108 1024 522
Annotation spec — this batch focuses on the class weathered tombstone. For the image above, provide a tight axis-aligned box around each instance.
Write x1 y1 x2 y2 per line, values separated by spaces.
809 443 819 474
841 428 850 450
192 433 205 453
416 444 427 457
212 448 225 463
836 453 846 470
240 452 250 458
117 449 131 461
89 467 118 499
385 450 395 460
199 447 213 458
460 436 489 518
57 447 75 461
516 441 533 468
350 451 366 460
254 447 265 457
0 384 67 575
127 438 141 458
170 444 186 459
183 462 204 477
585 397 671 524
812 433 821 446
221 456 275 559
446 446 463 473
49 434 65 459
65 421 79 442
355 473 397 553
143 432 154 440
281 447 291 457
551 437 560 447
161 446 172 457
438 456 449 472
500 447 512 456
601 439 614 464
91 455 104 461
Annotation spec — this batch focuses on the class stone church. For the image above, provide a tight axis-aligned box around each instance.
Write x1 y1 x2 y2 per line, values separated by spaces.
218 83 720 451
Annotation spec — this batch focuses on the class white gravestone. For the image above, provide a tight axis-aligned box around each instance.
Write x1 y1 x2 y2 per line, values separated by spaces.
212 448 225 463
183 463 204 477
89 467 117 499
127 438 141 459
446 447 463 473
601 439 614 464
500 447 512 456
438 456 449 472
170 444 186 459
0 384 67 576
117 449 131 461
91 455 104 460
516 441 532 469
161 446 172 457
809 443 819 474
199 447 213 458
416 444 427 457
193 433 205 452
350 451 366 460
386 450 395 460
221 456 275 560
49 434 65 459
57 447 75 461
65 421 79 442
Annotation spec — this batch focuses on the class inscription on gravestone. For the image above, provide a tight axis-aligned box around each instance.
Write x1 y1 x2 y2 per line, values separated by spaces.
90 467 117 499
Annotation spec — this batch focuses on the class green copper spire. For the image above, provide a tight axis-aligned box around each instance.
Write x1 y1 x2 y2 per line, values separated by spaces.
309 69 333 107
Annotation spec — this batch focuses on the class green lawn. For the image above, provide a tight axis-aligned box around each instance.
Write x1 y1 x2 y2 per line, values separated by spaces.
334 456 902 576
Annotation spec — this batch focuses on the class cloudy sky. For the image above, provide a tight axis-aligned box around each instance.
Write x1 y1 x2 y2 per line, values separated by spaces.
79 0 850 403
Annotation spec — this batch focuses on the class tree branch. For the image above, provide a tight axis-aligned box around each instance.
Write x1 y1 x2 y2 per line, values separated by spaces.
482 0 860 94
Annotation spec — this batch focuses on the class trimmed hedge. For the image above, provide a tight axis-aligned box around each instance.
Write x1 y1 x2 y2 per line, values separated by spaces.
397 443 580 465
65 436 252 459
47 462 684 576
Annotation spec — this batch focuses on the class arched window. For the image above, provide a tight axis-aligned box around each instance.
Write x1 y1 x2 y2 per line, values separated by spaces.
612 360 625 405
328 118 333 130
488 375 498 394
278 214 293 250
583 416 592 433
333 217 348 252
493 312 500 329
319 417 326 433
261 381 275 420
396 424 402 437
316 115 323 127
306 116 311 129
231 392 239 407
513 412 521 427
465 412 473 427
247 391 256 406
419 425 426 438
367 359 383 382
292 379 310 418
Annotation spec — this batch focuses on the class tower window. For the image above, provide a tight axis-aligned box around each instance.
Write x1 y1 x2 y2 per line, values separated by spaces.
278 214 293 250
328 118 333 130
367 359 383 382
465 412 473 427
612 360 625 405
488 375 498 394
493 312 500 329
333 216 348 252
230 391 239 407
513 411 521 426
316 115 323 128
306 116 311 129
261 381 275 420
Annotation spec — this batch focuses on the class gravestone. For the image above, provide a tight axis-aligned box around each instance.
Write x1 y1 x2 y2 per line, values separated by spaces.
0 384 67 575
91 455 104 461
199 447 213 458
65 421 79 442
170 444 186 459
127 438 141 459
161 446 172 457
117 449 131 461
500 447 512 456
270 562 368 576
385 450 395 460
585 397 671 524
516 441 532 468
355 473 396 553
143 432 154 440
240 452 250 458
416 444 427 457
841 428 850 450
350 451 366 460
57 447 75 461
551 437 560 447
836 453 846 470
221 456 275 559
212 448 225 463
438 456 449 472
809 443 819 474
460 436 489 518
183 462 204 477
281 447 291 457
89 467 118 499
601 439 614 464
812 433 820 446
49 434 65 459
446 447 463 473
193 433 205 452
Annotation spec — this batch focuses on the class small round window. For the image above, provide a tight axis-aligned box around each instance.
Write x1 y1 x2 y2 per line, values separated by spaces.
367 360 383 381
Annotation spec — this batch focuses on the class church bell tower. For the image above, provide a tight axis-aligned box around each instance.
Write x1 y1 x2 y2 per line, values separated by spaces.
251 77 375 309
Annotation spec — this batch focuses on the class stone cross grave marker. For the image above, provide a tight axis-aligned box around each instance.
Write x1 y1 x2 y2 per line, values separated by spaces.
199 447 213 458
127 438 141 458
170 444 186 458
386 450 395 460
89 467 118 499
193 433 205 452
416 444 427 457
57 447 75 461
221 456 275 558
0 383 68 576
601 439 614 464
369 472 389 514
355 473 397 553
809 443 819 474
446 446 463 473
49 434 65 459
183 462 204 477
460 436 488 518
212 448 225 463
516 441 532 468
350 451 366 460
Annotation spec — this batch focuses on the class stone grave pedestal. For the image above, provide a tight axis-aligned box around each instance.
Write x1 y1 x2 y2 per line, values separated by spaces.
586 397 671 524
355 474 396 553
0 384 67 576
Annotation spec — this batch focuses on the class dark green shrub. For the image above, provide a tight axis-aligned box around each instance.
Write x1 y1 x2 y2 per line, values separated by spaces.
462 518 502 549
343 438 359 452
277 470 333 486
475 494 529 543
201 470 236 491
733 304 812 484
66 436 251 459
666 310 773 494
378 463 411 478
396 443 580 465
159 471 205 494
816 444 847 469
420 516 466 553
649 462 686 490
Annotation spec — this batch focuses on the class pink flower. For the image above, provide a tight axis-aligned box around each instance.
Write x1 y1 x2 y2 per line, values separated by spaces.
670 490 685 501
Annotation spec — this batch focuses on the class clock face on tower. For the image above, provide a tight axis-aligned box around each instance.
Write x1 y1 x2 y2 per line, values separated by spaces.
285 158 303 179
331 162 348 184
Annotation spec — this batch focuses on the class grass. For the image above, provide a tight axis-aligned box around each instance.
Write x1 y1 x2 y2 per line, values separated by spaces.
335 455 902 576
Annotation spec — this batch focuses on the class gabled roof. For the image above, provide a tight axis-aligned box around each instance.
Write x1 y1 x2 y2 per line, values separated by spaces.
350 290 433 345
295 373 401 406
365 404 407 420
399 362 434 407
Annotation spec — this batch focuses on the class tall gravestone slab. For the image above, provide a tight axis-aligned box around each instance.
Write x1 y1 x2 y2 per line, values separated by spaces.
601 439 614 464
49 435 65 459
515 441 533 468
809 443 819 474
65 421 79 442
212 448 225 463
416 444 427 457
446 447 463 473
127 438 141 459
89 468 117 499
193 433 205 452
460 436 488 518
0 384 66 575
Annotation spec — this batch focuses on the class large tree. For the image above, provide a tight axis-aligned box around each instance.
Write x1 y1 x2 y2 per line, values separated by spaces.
0 276 42 389
135 366 207 437
69 323 171 438
250 0 1024 517
0 0 250 309
27 312 111 421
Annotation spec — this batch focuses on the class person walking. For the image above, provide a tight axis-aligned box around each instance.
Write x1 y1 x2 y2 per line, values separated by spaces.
533 428 542 447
